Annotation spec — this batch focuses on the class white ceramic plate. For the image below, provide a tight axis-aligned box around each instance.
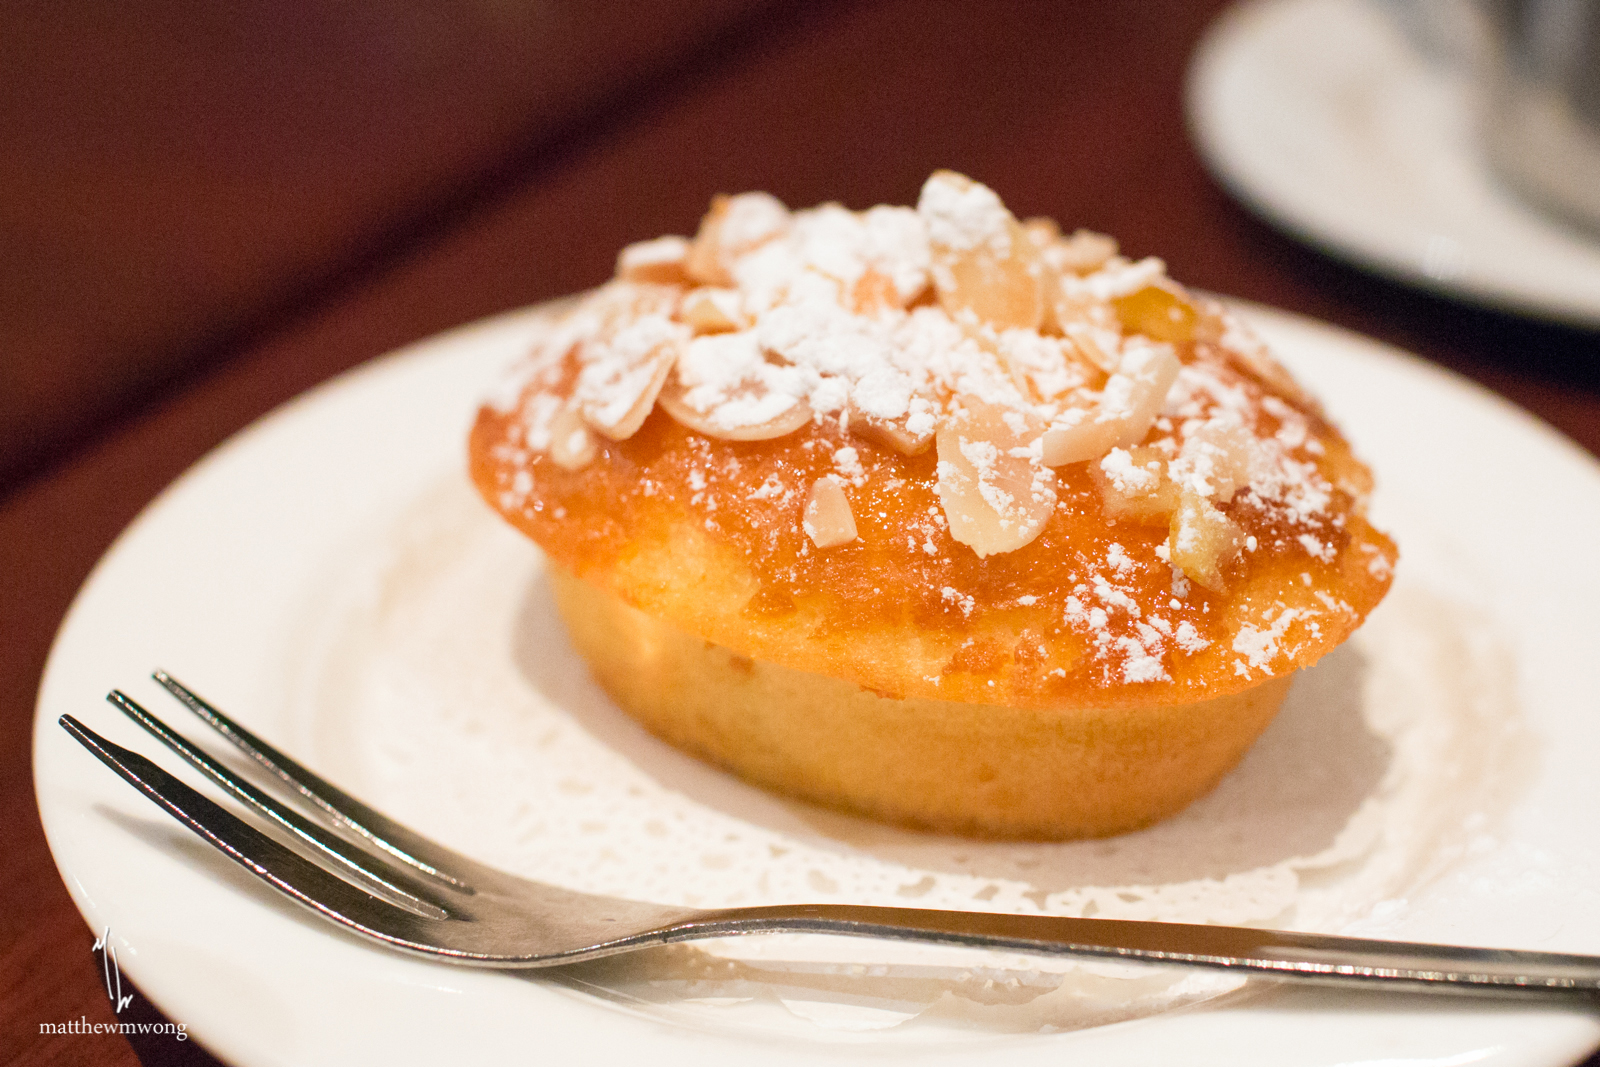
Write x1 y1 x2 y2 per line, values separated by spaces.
34 302 1600 1066
1187 0 1600 327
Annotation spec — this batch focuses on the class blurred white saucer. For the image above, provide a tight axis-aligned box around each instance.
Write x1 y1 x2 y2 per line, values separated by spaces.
1187 0 1600 328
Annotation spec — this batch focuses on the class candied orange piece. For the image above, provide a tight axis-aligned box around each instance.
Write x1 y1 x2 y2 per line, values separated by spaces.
1091 445 1179 525
1169 488 1243 591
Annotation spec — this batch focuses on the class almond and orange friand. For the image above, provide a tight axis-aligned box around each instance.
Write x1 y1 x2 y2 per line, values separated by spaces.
470 172 1396 839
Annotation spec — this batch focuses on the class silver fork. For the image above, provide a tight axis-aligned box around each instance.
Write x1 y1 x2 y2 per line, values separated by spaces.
59 672 1600 999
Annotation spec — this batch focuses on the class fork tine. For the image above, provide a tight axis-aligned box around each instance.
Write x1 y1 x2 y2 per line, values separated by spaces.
152 671 469 888
59 715 450 950
107 690 453 917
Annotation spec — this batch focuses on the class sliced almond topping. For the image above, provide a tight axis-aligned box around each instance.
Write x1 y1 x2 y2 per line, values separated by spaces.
803 477 859 547
847 404 935 455
657 384 812 441
1082 256 1169 300
1101 339 1182 449
656 331 812 441
616 235 692 285
1060 322 1121 374
1040 408 1123 466
935 397 1056 557
1024 217 1062 247
576 350 674 442
583 280 684 332
844 366 938 455
1091 446 1180 525
858 204 933 306
574 315 686 440
993 328 1095 404
1171 417 1256 502
680 287 746 333
1020 216 1061 253
685 192 791 286
1040 340 1181 466
1169 487 1243 592
546 404 598 471
1050 282 1122 372
504 179 1304 608
1053 229 1120 275
917 171 1045 331
1033 224 1119 284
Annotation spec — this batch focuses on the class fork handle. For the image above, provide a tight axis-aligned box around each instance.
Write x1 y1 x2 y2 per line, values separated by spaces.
667 903 1600 998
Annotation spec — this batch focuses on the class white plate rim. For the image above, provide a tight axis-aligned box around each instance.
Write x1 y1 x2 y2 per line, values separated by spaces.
32 299 1600 1066
1186 0 1600 328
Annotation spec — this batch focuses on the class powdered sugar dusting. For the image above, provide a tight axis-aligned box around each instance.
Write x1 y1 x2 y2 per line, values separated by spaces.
1232 609 1306 676
916 173 1014 260
486 173 1391 693
674 331 806 430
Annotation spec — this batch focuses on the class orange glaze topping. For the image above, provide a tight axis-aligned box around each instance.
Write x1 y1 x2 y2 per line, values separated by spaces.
469 174 1396 708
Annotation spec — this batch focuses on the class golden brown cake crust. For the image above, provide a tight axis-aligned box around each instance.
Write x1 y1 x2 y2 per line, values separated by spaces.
471 335 1394 710
553 569 1295 838
469 173 1399 839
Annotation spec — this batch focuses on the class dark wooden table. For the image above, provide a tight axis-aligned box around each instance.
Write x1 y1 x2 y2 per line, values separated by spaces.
6 2 1598 1064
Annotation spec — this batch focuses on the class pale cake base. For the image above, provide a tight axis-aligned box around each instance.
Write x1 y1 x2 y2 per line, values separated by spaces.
553 570 1294 840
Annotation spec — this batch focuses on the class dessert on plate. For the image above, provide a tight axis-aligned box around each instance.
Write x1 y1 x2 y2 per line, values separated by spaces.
469 171 1396 839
